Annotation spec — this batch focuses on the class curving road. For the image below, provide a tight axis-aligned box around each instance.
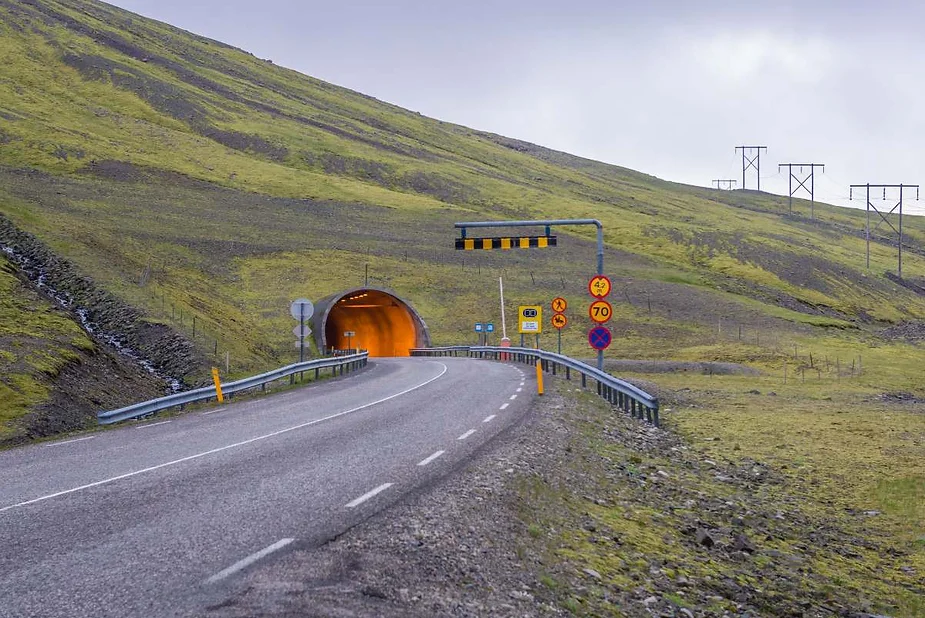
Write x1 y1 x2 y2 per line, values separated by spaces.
0 357 533 618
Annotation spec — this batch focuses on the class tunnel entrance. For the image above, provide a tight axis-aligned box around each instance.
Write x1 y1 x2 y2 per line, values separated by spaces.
312 288 430 357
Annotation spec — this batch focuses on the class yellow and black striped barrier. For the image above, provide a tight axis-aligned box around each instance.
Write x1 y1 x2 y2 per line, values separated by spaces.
455 235 558 250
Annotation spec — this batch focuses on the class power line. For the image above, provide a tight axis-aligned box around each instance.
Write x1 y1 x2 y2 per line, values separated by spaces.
735 146 768 190
712 179 737 190
850 183 920 278
778 163 825 218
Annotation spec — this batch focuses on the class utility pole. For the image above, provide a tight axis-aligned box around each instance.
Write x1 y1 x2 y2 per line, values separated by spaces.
735 146 768 191
778 163 825 218
712 179 737 190
850 183 920 278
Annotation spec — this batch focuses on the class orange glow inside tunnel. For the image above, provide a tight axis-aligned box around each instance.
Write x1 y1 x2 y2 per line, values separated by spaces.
324 290 419 357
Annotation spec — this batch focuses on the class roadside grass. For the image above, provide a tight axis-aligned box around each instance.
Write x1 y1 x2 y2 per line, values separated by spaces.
0 255 94 437
516 375 925 617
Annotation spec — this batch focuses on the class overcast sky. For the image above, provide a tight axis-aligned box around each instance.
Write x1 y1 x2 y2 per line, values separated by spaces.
108 0 925 214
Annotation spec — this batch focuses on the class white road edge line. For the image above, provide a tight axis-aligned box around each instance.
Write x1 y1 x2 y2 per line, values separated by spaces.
457 429 476 440
44 436 95 448
136 421 171 429
417 450 445 467
509 394 518 400
0 363 449 514
483 415 496 423
206 538 294 584
201 408 225 416
500 403 509 410
346 483 393 508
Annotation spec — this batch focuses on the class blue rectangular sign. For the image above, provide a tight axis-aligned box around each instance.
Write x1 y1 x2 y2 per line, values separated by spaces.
486 323 494 332
475 322 483 332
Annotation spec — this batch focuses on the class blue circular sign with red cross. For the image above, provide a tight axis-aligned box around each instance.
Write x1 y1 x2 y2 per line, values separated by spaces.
588 325 612 351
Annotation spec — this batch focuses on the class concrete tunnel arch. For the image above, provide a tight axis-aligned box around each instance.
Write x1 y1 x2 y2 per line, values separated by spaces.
312 287 431 357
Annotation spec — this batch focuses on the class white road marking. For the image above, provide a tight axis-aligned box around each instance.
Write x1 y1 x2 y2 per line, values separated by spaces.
206 538 294 584
457 429 476 440
516 387 522 393
483 415 496 423
346 483 393 508
500 403 509 410
201 407 225 416
509 394 518 400
520 382 525 387
417 450 445 466
0 363 449 514
44 436 95 448
136 421 171 429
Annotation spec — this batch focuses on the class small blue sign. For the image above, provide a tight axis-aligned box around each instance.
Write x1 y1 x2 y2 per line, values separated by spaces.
475 322 483 332
486 323 494 333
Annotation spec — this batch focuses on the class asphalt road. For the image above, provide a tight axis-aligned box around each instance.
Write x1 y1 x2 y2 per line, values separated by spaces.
0 357 533 618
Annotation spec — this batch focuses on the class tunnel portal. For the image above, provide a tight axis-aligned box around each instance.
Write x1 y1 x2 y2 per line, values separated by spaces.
312 288 430 357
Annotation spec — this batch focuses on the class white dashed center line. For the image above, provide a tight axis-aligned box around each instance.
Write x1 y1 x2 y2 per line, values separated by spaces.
417 450 445 467
206 538 294 584
516 387 522 393
509 394 518 400
346 483 394 508
483 415 496 423
457 429 476 441
500 403 509 410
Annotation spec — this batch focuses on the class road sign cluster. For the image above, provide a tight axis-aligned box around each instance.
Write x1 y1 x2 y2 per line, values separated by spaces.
291 298 314 360
587 275 612 351
551 297 567 330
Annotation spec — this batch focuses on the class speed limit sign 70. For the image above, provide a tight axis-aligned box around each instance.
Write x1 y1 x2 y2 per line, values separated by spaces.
589 300 613 323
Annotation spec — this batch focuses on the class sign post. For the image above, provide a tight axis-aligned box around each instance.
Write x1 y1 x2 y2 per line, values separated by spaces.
344 331 356 353
551 296 568 355
290 298 314 363
588 276 612 370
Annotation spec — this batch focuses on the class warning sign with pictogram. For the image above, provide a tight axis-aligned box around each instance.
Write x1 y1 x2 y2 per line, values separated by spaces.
551 313 567 329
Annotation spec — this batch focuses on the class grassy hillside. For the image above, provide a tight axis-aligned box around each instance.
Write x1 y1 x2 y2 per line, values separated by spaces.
3 0 925 376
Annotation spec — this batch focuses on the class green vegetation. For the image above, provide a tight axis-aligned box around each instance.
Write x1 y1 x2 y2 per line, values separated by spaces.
518 378 924 617
0 255 94 437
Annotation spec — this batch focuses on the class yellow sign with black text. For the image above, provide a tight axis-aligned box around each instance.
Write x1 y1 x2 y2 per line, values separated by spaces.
518 305 543 334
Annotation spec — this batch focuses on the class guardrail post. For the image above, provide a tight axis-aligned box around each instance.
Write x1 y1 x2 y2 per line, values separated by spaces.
566 366 570 380
597 381 602 396
652 405 660 427
552 362 557 376
645 406 653 424
581 373 586 388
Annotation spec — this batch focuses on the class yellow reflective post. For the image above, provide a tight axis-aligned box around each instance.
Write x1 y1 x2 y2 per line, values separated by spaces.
211 367 224 403
535 341 544 396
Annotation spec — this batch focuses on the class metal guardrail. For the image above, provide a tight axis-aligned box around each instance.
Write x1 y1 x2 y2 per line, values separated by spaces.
411 346 659 426
97 352 370 425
